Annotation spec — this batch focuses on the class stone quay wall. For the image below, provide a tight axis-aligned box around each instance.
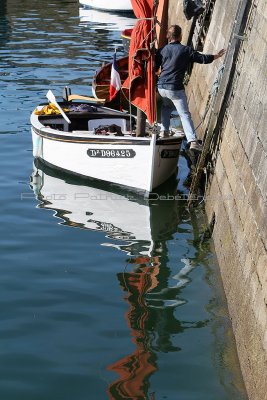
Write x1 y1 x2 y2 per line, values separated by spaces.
167 0 267 398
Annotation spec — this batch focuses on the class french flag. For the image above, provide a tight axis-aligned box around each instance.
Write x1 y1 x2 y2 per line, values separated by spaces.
110 51 121 101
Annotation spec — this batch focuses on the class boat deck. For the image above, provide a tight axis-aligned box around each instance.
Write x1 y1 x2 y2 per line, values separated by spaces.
34 103 185 141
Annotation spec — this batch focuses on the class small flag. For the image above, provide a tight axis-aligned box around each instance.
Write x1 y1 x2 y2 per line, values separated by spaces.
110 51 121 101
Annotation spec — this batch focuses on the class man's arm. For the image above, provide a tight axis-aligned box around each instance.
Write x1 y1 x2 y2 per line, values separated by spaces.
190 47 226 63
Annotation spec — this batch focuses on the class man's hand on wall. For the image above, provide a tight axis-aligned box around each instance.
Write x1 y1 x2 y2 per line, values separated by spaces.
214 49 226 60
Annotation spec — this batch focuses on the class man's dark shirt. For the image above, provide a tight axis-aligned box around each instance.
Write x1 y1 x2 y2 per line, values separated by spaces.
155 40 214 90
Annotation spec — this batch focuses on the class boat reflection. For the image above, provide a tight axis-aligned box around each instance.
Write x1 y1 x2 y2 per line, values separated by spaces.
107 256 159 399
30 161 207 400
107 249 207 399
30 160 185 256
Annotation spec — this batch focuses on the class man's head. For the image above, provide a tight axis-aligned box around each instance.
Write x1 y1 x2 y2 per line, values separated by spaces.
167 25 182 42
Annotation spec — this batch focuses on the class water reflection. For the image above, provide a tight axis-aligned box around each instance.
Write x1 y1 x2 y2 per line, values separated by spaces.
30 161 214 399
30 160 185 252
0 0 128 107
107 257 159 399
107 253 210 399
0 0 10 46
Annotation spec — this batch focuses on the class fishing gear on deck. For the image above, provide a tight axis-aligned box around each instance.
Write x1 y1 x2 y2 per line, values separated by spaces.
34 103 69 116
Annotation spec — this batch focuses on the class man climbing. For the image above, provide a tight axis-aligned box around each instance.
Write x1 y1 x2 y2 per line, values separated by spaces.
155 24 226 152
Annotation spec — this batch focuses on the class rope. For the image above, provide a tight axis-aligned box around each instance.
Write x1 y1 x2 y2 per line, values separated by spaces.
133 17 158 52
195 64 225 131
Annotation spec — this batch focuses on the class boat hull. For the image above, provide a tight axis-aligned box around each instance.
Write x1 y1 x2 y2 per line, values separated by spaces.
121 29 133 53
79 8 136 31
79 0 132 12
32 127 181 194
31 104 183 194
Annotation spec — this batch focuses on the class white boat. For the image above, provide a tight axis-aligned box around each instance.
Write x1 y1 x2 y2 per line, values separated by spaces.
31 0 185 195
79 0 133 12
30 101 184 196
79 8 136 31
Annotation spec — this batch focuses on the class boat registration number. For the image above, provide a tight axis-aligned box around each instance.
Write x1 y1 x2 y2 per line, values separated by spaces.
87 149 136 158
161 149 180 158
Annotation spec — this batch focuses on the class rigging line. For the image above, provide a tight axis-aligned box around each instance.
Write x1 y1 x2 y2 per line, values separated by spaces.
195 65 225 131
133 20 157 50
198 167 208 205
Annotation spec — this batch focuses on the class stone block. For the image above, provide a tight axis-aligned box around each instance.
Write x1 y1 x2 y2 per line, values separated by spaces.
253 289 267 335
253 234 267 267
258 14 267 41
243 129 258 167
236 72 251 107
221 1 237 39
194 82 203 107
249 177 265 218
253 100 265 142
213 151 225 185
238 113 251 150
264 329 267 354
219 135 246 201
258 0 267 18
250 271 261 303
243 214 259 258
230 99 247 132
205 174 223 212
256 108 267 152
198 74 210 102
243 252 254 283
256 254 267 297
251 139 265 179
216 169 246 259
238 236 250 268
254 36 266 62
239 157 254 196
246 95 262 128
238 198 251 231
207 4 225 45
259 174 267 212
245 83 258 116
219 231 241 288
223 127 251 198
255 149 267 189
223 116 239 154
252 236 266 272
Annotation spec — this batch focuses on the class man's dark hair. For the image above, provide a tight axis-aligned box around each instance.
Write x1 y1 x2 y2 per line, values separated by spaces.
167 25 182 41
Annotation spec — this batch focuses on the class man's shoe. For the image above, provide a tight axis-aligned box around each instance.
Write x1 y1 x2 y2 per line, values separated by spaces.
159 131 169 138
190 141 202 152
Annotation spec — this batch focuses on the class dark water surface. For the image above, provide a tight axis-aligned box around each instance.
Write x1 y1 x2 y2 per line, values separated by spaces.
0 1 247 399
